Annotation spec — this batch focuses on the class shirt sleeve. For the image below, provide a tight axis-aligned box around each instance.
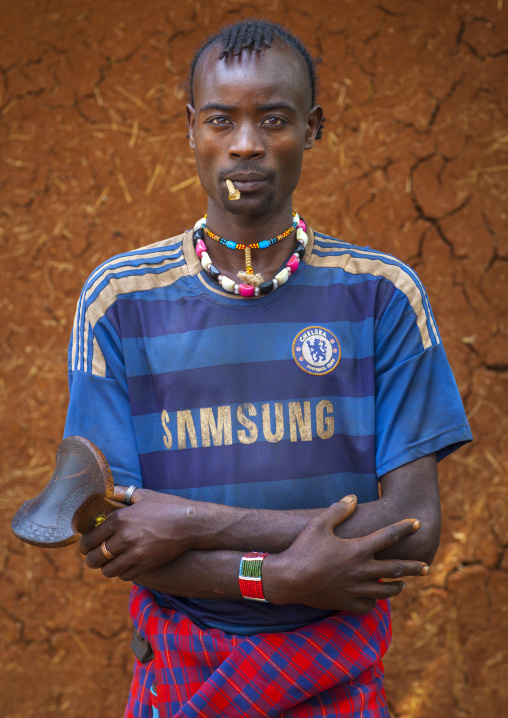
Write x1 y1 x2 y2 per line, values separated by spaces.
374 283 473 477
63 282 143 488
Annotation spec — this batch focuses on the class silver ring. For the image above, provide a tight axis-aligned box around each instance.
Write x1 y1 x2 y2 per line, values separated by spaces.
124 485 137 505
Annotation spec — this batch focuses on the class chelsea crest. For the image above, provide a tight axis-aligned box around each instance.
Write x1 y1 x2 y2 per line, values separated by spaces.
292 326 341 375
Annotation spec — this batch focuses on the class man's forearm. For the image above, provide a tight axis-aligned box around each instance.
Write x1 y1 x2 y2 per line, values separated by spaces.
181 491 438 563
135 549 244 599
134 455 442 602
133 499 431 613
134 499 435 599
84 455 439 606
167 455 440 564
187 502 318 554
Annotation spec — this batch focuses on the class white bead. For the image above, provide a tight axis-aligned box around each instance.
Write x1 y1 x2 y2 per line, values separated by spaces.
274 267 289 285
287 266 292 276
221 276 235 292
254 287 260 296
194 217 206 231
201 252 211 271
296 228 308 246
234 284 240 294
272 278 279 289
218 275 223 284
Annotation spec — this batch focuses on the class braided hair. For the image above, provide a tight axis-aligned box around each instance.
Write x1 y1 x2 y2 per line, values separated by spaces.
188 19 325 139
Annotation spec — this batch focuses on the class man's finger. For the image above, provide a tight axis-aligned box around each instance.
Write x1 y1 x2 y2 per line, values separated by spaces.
116 565 146 582
84 543 116 569
357 580 408 600
78 519 115 555
369 559 429 580
112 485 128 502
319 495 357 533
101 555 130 578
112 484 143 503
361 518 420 555
84 542 130 576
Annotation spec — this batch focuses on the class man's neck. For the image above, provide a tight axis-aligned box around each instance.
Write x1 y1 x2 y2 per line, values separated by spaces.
201 200 298 282
204 199 294 245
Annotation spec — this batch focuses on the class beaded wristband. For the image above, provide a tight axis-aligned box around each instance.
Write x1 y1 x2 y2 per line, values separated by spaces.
239 551 269 602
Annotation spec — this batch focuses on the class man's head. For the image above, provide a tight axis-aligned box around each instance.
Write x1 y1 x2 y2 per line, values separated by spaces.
188 20 323 135
186 20 324 219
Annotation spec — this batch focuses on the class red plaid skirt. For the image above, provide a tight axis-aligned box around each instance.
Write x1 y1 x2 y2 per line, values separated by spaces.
125 586 391 718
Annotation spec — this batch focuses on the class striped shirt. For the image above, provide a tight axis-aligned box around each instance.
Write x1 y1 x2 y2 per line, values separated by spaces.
65 226 472 634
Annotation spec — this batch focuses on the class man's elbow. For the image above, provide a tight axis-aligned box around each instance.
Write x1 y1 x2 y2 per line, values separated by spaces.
413 531 440 565
407 510 441 565
376 508 441 564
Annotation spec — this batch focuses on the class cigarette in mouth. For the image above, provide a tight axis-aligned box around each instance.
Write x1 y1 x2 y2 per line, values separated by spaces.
226 179 241 200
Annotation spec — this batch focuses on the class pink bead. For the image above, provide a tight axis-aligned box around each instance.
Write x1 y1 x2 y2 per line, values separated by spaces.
297 218 307 232
287 255 299 273
195 239 207 258
239 284 255 298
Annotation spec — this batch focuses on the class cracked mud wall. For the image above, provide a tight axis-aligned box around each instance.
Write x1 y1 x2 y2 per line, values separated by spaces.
1 1 507 716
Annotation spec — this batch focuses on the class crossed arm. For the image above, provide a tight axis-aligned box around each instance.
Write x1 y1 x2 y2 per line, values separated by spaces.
79 453 440 614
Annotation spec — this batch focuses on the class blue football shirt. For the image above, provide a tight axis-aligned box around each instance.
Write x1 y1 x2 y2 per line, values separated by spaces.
64 227 472 634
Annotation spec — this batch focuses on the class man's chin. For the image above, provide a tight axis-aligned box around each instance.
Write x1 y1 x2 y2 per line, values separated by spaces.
219 192 276 217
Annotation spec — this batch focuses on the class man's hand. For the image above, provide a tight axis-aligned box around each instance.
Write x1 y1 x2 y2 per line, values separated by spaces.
78 486 203 580
78 458 437 614
263 495 429 614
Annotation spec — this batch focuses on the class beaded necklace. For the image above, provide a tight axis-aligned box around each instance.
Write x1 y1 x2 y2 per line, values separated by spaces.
203 214 298 287
193 214 309 298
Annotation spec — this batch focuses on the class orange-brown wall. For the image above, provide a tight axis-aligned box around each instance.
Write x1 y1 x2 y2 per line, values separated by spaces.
1 1 507 715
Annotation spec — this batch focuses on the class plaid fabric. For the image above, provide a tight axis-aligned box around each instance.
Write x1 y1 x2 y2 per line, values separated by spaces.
125 586 391 718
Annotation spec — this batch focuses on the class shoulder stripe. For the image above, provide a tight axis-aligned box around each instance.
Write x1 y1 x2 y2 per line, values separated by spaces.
85 235 185 288
77 255 186 374
85 246 183 298
92 336 106 377
85 248 184 308
309 237 439 349
72 235 189 376
313 235 351 248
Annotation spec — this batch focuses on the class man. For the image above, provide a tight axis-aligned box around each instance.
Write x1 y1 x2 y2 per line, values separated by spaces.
69 19 472 717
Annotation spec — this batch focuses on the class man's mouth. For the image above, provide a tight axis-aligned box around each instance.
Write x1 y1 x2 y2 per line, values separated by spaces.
227 173 268 182
224 174 269 192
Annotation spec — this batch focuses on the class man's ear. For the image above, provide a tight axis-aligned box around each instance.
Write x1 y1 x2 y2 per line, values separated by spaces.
186 104 196 149
304 105 324 150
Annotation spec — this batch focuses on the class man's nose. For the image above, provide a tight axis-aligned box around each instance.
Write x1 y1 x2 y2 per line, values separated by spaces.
228 123 265 159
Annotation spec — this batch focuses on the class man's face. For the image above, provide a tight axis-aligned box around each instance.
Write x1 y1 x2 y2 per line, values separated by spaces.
187 40 322 217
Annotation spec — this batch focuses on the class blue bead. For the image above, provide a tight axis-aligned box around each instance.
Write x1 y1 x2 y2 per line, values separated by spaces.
258 240 270 249
226 241 237 249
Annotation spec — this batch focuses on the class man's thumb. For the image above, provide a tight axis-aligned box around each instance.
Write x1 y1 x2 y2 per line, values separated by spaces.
324 494 357 529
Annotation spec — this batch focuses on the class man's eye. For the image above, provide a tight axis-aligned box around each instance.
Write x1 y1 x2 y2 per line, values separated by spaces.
263 117 285 126
209 117 230 125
